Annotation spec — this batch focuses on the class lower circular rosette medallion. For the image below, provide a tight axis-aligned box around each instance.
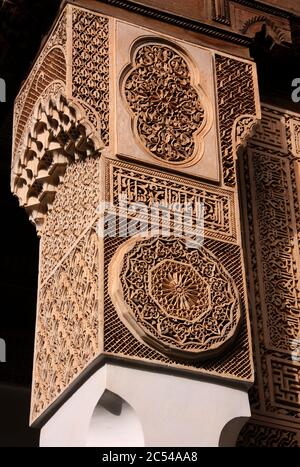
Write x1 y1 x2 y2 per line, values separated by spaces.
109 235 241 360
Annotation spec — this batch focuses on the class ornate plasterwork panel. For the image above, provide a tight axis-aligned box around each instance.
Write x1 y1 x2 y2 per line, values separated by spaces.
115 21 220 181
72 7 110 145
109 236 241 359
105 159 238 243
12 5 110 235
238 104 300 446
103 234 253 383
10 5 261 424
40 157 101 284
31 157 102 423
215 54 259 186
103 150 253 380
31 224 100 422
122 42 208 166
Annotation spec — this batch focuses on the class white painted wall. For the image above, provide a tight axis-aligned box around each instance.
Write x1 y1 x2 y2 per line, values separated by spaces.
87 390 144 447
39 364 250 447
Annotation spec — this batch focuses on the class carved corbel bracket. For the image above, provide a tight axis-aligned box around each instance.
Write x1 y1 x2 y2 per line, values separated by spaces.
232 114 260 157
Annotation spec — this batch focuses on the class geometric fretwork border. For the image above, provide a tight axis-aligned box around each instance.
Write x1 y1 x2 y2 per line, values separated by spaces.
237 104 300 446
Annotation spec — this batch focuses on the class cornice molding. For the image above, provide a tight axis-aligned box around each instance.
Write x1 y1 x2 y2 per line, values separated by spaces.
232 0 293 20
96 0 253 46
92 0 294 47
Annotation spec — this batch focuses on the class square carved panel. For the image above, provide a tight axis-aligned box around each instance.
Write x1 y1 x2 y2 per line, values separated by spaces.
114 20 221 182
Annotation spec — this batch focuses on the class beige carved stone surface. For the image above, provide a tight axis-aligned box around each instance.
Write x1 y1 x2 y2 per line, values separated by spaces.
104 234 254 382
105 159 238 243
72 7 110 146
31 224 100 422
109 236 241 359
123 43 207 165
31 156 102 423
13 93 102 232
40 157 101 284
215 54 259 186
10 4 262 425
238 104 300 446
115 21 220 181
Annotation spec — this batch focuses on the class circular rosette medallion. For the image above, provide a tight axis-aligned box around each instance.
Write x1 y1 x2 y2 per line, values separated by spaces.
109 236 241 360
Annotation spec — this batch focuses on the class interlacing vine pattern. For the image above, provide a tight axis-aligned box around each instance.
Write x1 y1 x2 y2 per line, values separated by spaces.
124 44 206 164
215 55 257 186
237 105 300 446
72 8 110 145
32 225 100 421
115 236 241 359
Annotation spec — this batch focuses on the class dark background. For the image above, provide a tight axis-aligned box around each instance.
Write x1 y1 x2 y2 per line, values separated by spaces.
0 0 61 446
0 0 299 447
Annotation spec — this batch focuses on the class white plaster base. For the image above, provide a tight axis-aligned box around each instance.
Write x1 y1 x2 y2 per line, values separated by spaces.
39 364 250 447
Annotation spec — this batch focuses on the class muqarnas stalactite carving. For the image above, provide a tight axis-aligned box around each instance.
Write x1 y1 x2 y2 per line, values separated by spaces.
13 94 102 231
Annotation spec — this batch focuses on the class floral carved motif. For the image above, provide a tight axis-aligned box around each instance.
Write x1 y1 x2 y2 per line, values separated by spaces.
149 260 210 322
72 8 110 145
31 225 100 423
31 157 101 423
123 43 208 165
110 236 241 359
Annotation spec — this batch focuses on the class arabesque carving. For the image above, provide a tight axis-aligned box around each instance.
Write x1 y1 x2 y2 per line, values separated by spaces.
72 7 110 145
215 54 259 186
31 154 102 423
9 5 262 425
40 157 101 284
109 236 241 359
234 115 258 152
106 159 238 243
104 235 254 382
31 224 100 422
238 104 300 446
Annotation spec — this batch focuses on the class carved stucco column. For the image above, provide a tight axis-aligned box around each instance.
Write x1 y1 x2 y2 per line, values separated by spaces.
11 3 261 446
